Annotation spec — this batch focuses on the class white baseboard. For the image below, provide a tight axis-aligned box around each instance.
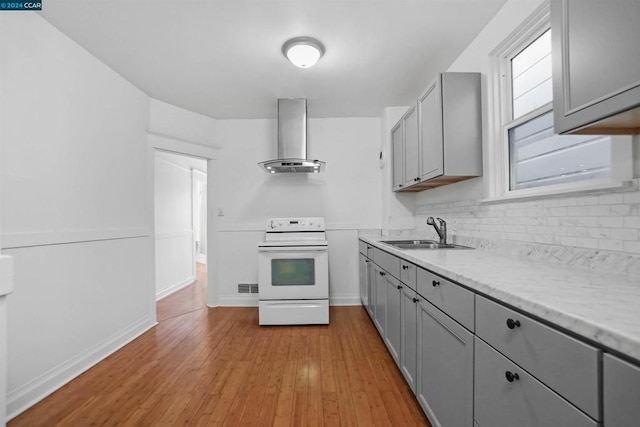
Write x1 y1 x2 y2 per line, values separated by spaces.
329 294 361 306
7 316 157 421
155 275 195 301
215 295 259 307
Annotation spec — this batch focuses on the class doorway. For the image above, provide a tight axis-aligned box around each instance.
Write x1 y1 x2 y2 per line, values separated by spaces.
154 150 209 321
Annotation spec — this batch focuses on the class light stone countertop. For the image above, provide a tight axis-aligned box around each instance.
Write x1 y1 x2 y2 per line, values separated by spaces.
359 236 640 363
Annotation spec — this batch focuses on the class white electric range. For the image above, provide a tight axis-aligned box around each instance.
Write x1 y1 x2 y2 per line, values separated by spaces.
257 217 329 325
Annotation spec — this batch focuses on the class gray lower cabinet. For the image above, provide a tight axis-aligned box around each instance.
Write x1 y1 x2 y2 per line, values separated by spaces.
474 338 598 427
358 253 369 307
400 285 418 393
603 353 640 427
366 260 375 318
475 296 600 419
373 265 387 336
417 297 473 427
384 273 402 365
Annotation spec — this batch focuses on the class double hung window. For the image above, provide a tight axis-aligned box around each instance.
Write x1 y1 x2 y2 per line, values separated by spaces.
492 4 628 198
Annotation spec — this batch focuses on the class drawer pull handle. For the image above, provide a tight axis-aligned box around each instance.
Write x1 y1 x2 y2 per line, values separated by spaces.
402 265 409 270
397 285 403 290
505 371 520 382
412 298 419 303
506 318 521 329
432 280 440 287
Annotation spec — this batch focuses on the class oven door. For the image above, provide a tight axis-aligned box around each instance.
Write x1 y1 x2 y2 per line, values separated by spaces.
258 246 328 300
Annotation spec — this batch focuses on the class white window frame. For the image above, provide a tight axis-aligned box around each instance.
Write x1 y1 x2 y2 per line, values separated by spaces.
485 1 633 202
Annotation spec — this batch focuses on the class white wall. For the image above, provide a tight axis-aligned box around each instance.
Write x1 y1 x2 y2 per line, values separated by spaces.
154 153 196 300
0 14 155 419
148 99 218 146
413 0 546 207
215 117 381 305
406 0 640 274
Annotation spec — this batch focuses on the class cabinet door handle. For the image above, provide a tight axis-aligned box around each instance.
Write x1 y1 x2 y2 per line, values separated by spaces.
414 177 420 182
432 280 440 287
506 318 521 329
379 271 386 276
505 371 520 382
402 265 409 270
365 260 369 263
412 298 419 303
397 285 403 290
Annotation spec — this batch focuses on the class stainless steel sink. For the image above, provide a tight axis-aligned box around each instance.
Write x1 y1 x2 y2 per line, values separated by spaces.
380 240 473 250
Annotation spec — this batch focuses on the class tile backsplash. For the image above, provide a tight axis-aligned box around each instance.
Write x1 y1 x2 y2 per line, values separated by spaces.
414 179 640 278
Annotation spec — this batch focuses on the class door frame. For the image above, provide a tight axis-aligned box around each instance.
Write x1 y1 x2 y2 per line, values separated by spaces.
147 130 221 311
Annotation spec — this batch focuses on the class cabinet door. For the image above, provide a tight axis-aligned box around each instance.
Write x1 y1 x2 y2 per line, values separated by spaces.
403 106 419 186
417 297 473 427
359 254 369 307
552 0 640 134
374 266 387 336
385 275 402 366
603 354 640 427
391 121 404 190
400 286 417 393
366 260 375 318
418 78 444 181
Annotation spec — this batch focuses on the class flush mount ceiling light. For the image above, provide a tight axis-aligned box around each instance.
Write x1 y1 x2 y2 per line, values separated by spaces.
282 36 325 68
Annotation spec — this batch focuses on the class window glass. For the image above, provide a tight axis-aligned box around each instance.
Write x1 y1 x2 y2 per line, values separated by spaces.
509 111 611 190
511 30 552 119
271 259 315 286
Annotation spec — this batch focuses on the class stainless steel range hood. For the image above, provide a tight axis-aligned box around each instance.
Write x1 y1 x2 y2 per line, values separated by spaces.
258 98 326 173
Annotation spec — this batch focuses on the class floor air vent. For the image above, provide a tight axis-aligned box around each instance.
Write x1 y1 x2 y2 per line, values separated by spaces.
238 283 259 294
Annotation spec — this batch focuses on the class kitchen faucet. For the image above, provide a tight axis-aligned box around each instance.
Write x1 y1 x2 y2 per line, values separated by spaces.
427 217 447 244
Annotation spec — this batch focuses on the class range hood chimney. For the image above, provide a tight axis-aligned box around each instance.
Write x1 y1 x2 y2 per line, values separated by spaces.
258 98 326 173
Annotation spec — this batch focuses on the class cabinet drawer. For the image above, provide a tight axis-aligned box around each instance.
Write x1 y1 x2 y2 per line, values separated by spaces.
400 261 417 291
417 268 474 331
475 338 598 427
476 296 600 419
373 248 400 279
603 354 640 427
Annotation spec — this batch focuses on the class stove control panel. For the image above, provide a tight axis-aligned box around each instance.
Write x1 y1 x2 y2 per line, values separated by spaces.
266 217 325 232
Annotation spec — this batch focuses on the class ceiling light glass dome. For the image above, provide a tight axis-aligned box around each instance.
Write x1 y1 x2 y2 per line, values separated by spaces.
282 37 325 68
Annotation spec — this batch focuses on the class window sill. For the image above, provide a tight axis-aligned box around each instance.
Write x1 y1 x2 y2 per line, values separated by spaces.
480 178 637 205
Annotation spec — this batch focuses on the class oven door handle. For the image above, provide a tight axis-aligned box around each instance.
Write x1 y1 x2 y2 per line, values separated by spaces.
258 246 327 253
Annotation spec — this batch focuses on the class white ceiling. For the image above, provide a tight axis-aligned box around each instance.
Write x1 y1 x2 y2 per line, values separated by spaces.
40 0 507 119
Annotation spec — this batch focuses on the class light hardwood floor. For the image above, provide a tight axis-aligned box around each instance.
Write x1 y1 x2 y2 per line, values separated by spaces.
9 267 429 426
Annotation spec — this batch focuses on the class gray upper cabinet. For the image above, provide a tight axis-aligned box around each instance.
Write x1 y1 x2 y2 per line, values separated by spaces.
419 79 444 181
603 354 640 427
403 106 420 187
391 121 404 191
395 72 482 193
551 0 640 134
